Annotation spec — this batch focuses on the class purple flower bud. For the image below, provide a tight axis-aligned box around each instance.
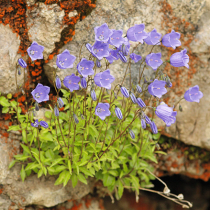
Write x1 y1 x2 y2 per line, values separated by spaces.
166 81 172 88
130 53 142 63
155 103 177 127
55 75 61 89
86 43 92 53
54 105 59 117
119 38 130 56
179 104 183 112
40 121 49 128
144 28 161 45
17 66 21 75
115 106 123 120
18 58 27 68
77 58 94 78
141 119 146 129
35 101 39 111
150 122 158 134
145 115 152 125
91 41 109 60
91 89 97 101
129 128 135 139
120 86 129 98
136 98 146 108
31 119 39 127
73 113 79 124
148 79 167 98
27 41 44 61
184 85 203 103
170 49 189 69
118 51 127 63
96 59 101 67
81 114 85 120
127 24 148 43
95 103 111 120
57 97 64 108
31 83 50 103
94 23 113 42
108 29 124 48
130 93 137 104
94 69 115 89
56 49 76 69
136 85 142 93
146 53 163 70
63 74 80 92
162 30 181 49
81 77 87 89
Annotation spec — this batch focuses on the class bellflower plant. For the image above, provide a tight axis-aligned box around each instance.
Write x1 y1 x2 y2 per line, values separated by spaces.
27 41 44 61
7 22 198 209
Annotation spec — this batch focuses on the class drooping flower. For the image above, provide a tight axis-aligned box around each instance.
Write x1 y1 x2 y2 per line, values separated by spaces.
141 119 146 129
105 49 119 64
146 53 163 70
115 106 123 120
129 128 135 139
73 113 79 124
40 121 49 128
94 69 115 89
90 89 97 101
148 79 167 98
130 53 142 63
130 93 137 104
136 98 146 108
56 49 76 69
144 28 161 45
63 74 80 92
18 58 27 68
170 49 189 68
54 105 59 117
155 103 177 127
127 24 148 43
91 41 109 60
77 58 94 78
162 30 181 49
55 75 61 89
31 119 39 128
136 85 142 93
27 41 44 61
150 121 158 134
108 29 124 47
95 103 111 120
57 97 64 108
81 77 87 89
31 83 50 103
86 43 92 53
120 86 129 98
184 85 203 103
118 38 130 56
94 23 113 42
96 59 101 67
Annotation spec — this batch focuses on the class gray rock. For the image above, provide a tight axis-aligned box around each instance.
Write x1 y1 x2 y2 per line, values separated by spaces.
0 24 24 95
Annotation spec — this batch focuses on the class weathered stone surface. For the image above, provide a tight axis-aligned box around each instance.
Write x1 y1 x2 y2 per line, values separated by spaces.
26 3 65 59
44 0 210 150
0 24 24 95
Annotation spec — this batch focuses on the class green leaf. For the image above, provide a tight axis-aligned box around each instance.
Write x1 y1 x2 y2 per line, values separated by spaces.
14 154 29 161
45 111 52 119
25 162 40 171
2 107 9 113
22 129 27 144
118 180 124 199
50 158 64 168
7 125 21 131
39 132 53 142
80 167 94 177
63 171 71 187
54 170 66 186
0 96 10 106
68 160 72 175
54 165 67 173
155 151 166 155
8 160 17 169
38 169 43 178
72 173 78 188
78 173 87 185
20 143 30 154
103 174 115 187
89 124 99 138
10 100 17 108
108 170 119 177
20 165 26 182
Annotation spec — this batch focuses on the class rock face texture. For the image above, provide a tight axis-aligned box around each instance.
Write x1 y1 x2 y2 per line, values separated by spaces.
0 24 23 95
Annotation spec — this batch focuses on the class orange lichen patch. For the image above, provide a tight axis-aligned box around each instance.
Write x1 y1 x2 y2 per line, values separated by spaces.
70 200 83 210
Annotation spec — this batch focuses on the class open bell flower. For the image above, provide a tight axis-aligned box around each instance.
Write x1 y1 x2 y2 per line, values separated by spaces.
91 41 109 60
31 119 39 127
108 29 124 47
56 49 76 69
77 58 94 78
170 49 189 69
27 41 44 61
148 79 167 98
162 30 181 49
144 28 161 45
63 74 80 92
94 23 113 42
146 53 163 70
127 24 148 43
155 103 177 127
184 85 203 103
94 69 115 89
105 49 119 64
130 53 142 63
31 83 50 103
95 103 111 120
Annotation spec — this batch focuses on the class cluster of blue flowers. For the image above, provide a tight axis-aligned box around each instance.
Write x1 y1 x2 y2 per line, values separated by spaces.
18 23 203 137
